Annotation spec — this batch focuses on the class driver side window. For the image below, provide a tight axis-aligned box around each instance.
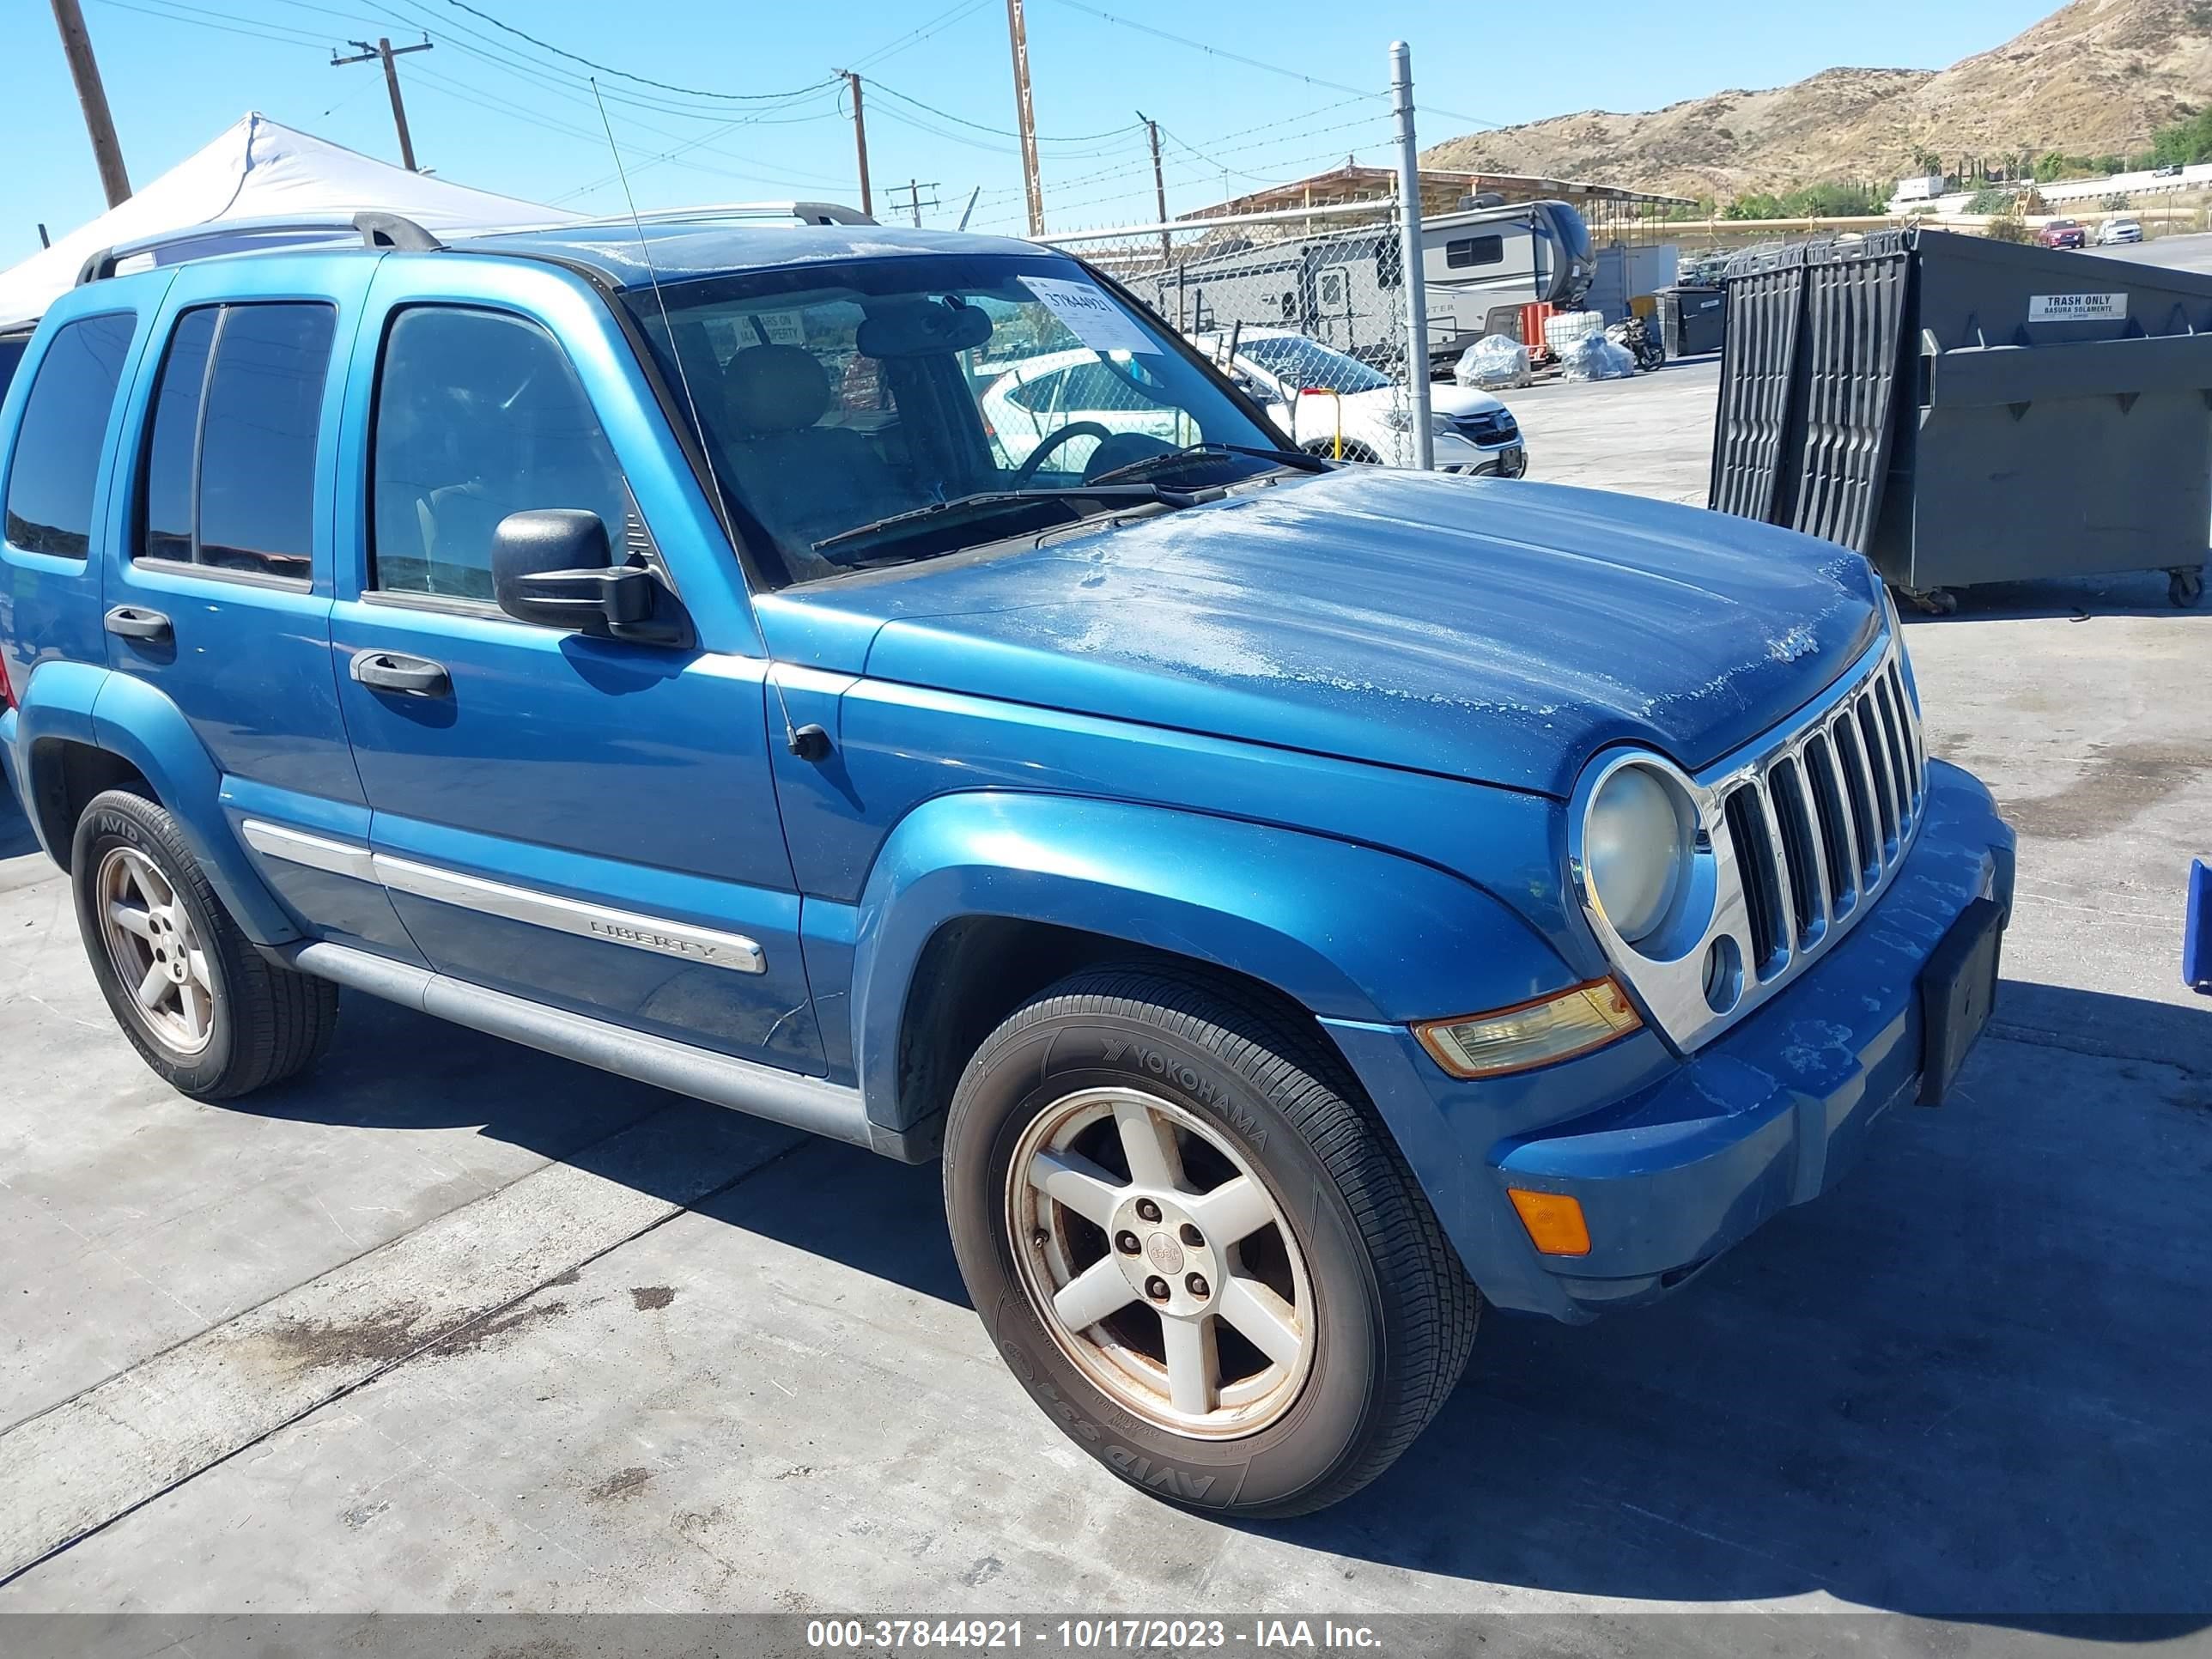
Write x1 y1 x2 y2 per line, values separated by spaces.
370 307 631 602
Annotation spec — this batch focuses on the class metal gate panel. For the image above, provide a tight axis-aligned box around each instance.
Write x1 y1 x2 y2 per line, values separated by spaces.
1789 242 1910 554
1707 258 1804 523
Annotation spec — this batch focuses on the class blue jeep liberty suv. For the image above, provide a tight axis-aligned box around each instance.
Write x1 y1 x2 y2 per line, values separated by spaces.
0 213 2014 1516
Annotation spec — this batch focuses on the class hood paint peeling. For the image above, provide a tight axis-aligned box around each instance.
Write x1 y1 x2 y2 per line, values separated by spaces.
766 468 1882 798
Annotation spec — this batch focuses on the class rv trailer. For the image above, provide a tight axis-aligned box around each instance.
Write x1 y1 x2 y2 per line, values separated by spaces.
1141 198 1594 375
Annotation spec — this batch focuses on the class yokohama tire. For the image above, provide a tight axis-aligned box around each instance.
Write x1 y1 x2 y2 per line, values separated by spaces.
943 964 1479 1517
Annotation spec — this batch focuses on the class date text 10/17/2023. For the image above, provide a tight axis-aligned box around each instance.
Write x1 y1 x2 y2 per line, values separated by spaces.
805 1620 1386 1650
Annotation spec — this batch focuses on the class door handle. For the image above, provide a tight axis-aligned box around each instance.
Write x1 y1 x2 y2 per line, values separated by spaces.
103 605 173 643
349 649 451 698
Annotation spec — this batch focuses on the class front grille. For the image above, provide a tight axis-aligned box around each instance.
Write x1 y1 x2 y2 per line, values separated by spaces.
1575 630 1929 1051
1451 411 1517 445
1721 645 1925 987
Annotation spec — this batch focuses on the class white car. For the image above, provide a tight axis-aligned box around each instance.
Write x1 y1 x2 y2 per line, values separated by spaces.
1192 330 1526 477
2096 217 2144 246
977 338 1524 480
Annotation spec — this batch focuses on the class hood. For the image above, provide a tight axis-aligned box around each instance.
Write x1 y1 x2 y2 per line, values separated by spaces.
761 468 1884 798
1429 383 1507 419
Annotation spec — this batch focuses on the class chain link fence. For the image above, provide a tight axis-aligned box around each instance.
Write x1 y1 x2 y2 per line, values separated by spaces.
1039 204 1432 469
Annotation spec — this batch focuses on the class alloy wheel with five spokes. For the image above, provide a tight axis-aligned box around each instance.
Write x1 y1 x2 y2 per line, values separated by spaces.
94 844 217 1056
1007 1085 1315 1438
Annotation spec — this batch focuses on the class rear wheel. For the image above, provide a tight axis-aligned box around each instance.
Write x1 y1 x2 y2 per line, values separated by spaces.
73 788 340 1100
944 965 1479 1516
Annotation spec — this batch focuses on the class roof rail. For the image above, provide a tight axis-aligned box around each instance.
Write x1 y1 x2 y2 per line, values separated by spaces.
353 210 445 250
75 212 446 288
565 200 878 230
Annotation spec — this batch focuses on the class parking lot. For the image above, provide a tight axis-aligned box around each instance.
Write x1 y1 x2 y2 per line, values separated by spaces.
2 360 2207 1644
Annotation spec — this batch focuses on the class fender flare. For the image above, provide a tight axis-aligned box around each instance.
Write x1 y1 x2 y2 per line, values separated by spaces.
848 790 1574 1131
7 661 108 862
74 671 301 945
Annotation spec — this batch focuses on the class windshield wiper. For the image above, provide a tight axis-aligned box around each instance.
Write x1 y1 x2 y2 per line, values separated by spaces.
811 484 1200 556
1084 441 1330 487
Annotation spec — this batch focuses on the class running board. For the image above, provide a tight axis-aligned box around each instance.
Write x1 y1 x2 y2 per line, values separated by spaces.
283 940 935 1163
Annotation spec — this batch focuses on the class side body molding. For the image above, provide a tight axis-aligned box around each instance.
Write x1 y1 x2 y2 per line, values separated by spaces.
848 790 1577 1133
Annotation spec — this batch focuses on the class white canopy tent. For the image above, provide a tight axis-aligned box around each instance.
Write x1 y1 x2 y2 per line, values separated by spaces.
1 112 574 331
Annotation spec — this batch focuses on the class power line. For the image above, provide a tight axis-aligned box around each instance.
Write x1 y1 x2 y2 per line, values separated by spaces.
844 0 993 73
427 0 837 101
864 75 1142 146
1042 0 1504 131
89 0 332 47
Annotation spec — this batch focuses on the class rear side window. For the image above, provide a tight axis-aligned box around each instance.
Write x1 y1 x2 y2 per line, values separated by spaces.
370 307 630 602
3 311 135 558
137 302 335 581
0 334 30 404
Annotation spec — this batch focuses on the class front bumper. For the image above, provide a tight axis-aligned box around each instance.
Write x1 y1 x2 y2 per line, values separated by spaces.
1437 441 1526 479
1324 759 2014 1322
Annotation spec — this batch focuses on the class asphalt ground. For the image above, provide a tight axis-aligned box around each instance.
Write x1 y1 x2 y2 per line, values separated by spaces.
1 349 2205 1657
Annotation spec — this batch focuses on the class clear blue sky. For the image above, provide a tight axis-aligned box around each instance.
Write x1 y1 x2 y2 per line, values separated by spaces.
4 0 2056 266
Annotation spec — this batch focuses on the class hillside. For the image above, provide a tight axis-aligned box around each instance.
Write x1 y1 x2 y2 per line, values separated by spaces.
1422 0 2212 199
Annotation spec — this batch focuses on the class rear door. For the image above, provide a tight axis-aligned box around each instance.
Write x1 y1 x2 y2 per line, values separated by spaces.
102 258 422 962
1 304 145 717
325 261 825 1073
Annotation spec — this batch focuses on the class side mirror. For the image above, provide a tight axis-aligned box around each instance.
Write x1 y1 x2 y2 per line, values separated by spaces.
490 509 684 645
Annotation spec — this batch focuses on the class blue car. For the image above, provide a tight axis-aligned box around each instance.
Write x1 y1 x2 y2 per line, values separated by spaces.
0 211 2014 1516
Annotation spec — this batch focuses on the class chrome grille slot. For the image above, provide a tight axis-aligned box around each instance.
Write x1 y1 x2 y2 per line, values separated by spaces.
1832 714 1882 883
1723 785 1787 978
1855 693 1899 851
1802 732 1857 911
1766 755 1825 945
1871 675 1912 824
1571 629 1929 1053
1881 665 1923 811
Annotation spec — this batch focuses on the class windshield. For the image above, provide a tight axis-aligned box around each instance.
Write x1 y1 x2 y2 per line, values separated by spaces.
623 253 1287 587
1237 335 1391 394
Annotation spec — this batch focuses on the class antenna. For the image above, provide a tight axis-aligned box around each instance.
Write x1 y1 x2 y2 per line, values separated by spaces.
589 81 828 762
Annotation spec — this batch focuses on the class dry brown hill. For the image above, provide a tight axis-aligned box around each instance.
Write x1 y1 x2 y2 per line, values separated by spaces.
1422 0 2212 200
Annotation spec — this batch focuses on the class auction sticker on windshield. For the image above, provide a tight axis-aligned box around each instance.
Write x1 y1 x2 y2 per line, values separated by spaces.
1019 276 1160 355
2027 293 2127 323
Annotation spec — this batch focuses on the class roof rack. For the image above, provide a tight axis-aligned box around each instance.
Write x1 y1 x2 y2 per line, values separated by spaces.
76 211 446 288
564 200 878 230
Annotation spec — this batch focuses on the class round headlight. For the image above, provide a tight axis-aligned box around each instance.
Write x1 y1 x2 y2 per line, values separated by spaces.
1585 763 1692 945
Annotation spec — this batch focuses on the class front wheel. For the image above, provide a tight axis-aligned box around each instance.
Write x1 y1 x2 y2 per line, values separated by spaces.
944 966 1479 1517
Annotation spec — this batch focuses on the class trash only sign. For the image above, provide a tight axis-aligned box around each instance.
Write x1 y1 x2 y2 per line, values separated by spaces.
2027 293 2128 323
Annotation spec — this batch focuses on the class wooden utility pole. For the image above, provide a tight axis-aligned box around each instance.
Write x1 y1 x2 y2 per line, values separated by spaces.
888 179 940 229
333 37 433 172
1004 0 1044 235
48 0 131 207
1138 111 1169 261
841 71 873 219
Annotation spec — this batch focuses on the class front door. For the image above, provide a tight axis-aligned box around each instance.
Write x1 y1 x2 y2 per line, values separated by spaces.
326 270 825 1073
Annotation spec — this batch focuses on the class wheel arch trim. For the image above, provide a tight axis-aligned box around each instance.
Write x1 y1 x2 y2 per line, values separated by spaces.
58 670 303 945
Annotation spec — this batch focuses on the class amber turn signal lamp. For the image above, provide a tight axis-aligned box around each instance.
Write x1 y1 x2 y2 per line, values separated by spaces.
1412 980 1642 1079
1507 1188 1591 1257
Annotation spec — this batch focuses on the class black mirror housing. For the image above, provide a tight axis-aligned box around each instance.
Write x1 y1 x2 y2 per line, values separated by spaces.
489 510 688 646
